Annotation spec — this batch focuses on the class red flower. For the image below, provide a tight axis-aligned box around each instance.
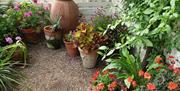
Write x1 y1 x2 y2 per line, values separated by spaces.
168 65 174 70
98 82 105 90
102 70 109 75
127 76 133 83
132 81 137 87
138 70 144 77
147 83 156 90
108 81 118 91
155 56 162 64
144 72 151 80
173 68 180 75
92 71 100 81
168 55 175 59
109 74 116 79
168 82 178 90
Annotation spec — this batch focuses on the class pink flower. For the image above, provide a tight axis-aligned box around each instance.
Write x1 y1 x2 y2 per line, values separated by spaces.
24 11 32 17
44 5 50 11
144 72 151 80
168 65 174 70
138 70 144 77
14 4 20 11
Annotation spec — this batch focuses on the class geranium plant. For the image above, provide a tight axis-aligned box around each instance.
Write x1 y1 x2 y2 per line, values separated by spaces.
74 22 107 53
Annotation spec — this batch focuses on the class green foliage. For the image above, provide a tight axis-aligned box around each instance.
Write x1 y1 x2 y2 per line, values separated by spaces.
0 41 28 66
0 41 26 91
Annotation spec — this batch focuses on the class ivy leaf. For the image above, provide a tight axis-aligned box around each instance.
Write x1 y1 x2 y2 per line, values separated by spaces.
143 38 153 47
143 9 153 14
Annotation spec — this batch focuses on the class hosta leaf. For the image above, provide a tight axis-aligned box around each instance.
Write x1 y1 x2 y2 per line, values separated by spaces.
99 46 108 50
107 49 115 56
143 9 153 14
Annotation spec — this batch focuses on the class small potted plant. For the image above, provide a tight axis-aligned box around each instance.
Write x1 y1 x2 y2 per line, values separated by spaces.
74 22 107 68
43 17 62 49
64 31 78 57
18 2 41 43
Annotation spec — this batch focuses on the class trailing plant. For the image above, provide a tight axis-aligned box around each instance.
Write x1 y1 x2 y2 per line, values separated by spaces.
74 22 107 53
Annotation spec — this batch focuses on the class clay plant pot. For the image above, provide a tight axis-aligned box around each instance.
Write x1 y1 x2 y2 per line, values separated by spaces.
78 47 98 68
21 28 38 44
44 25 62 49
64 40 78 57
50 0 80 34
12 49 23 62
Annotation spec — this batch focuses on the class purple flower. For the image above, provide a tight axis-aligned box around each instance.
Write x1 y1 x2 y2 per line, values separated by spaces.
15 36 22 41
5 37 13 44
24 11 32 17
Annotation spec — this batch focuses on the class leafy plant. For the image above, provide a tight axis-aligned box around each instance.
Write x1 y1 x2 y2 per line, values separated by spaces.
0 41 28 66
74 22 107 52
64 31 74 42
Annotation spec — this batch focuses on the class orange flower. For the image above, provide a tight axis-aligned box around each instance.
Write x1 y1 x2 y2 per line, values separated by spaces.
168 82 178 90
144 72 151 80
155 56 162 64
138 70 144 77
92 71 100 81
127 76 133 83
108 81 118 91
147 83 156 90
109 74 116 79
98 82 105 90
132 81 137 87
102 70 109 75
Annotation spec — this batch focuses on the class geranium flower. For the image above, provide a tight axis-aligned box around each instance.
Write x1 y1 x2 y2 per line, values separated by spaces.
168 55 175 59
138 70 144 77
168 82 178 90
127 76 133 83
24 11 32 17
5 37 13 44
147 83 156 90
155 56 162 64
44 5 50 11
132 81 137 87
98 82 105 90
144 72 151 80
15 36 22 41
109 74 116 79
14 4 20 11
102 70 109 75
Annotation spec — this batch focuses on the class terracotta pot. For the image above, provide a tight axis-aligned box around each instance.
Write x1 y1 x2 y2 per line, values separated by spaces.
44 26 62 49
50 0 80 34
12 49 23 62
21 28 38 44
78 47 98 68
64 40 78 57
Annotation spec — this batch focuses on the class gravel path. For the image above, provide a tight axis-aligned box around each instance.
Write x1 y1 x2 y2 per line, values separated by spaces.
17 42 97 91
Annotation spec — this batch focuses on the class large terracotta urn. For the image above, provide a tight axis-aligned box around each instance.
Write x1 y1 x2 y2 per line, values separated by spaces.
50 0 80 34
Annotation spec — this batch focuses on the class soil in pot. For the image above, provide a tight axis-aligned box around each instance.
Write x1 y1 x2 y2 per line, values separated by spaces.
44 26 62 49
21 28 38 44
64 40 78 57
78 47 98 68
